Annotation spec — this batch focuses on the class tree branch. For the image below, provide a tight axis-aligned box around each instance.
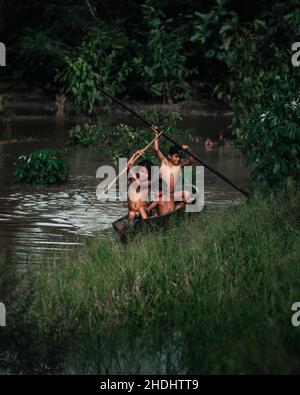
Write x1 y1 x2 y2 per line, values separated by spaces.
85 0 98 19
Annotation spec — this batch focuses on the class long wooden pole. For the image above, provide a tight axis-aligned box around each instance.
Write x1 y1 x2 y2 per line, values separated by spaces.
98 86 251 198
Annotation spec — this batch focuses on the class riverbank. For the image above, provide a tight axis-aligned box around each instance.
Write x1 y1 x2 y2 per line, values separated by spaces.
0 86 229 118
1 188 300 374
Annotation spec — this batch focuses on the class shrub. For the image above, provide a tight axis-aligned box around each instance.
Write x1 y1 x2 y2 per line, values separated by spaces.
106 109 187 163
15 149 69 184
133 1 195 103
67 123 108 147
56 23 131 121
67 110 188 164
238 75 300 186
191 0 300 186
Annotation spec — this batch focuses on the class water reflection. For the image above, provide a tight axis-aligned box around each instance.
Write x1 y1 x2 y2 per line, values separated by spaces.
0 180 126 265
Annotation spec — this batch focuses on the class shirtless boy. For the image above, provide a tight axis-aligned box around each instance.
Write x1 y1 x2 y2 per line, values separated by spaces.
152 127 194 204
127 157 153 221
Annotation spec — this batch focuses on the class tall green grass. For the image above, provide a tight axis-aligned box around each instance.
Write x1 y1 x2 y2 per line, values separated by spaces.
2 190 300 374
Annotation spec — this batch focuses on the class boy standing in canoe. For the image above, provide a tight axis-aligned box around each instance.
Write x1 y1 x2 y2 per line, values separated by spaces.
152 126 194 203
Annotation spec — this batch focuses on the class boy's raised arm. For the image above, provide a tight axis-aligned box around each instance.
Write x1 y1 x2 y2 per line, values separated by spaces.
152 126 166 162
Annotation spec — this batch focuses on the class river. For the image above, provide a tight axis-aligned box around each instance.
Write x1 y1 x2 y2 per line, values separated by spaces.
0 113 250 267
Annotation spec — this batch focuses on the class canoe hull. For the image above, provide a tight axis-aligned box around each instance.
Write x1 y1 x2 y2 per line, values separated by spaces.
113 204 186 240
112 185 198 241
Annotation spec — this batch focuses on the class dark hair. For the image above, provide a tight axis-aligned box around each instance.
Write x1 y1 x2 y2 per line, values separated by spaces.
138 159 153 169
168 145 182 157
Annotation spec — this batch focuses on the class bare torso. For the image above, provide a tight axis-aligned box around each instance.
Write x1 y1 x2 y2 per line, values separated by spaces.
127 180 149 212
159 160 182 194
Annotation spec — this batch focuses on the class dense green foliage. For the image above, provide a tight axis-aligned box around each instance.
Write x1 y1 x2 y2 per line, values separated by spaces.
133 1 196 103
2 0 300 185
15 149 69 184
192 0 300 185
56 22 131 121
1 190 300 373
239 76 300 186
68 110 187 164
107 111 187 163
2 1 199 100
68 122 108 147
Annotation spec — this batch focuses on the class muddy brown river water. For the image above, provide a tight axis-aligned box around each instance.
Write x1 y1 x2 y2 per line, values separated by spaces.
0 114 250 266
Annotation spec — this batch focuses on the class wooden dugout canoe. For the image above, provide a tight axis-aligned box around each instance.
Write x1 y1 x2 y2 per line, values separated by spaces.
112 185 198 241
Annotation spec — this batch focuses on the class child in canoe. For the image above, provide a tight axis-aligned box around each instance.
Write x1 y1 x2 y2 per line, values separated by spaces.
152 126 194 204
127 154 153 221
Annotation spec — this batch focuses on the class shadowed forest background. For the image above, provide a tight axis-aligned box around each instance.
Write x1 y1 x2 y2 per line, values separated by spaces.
1 0 299 185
